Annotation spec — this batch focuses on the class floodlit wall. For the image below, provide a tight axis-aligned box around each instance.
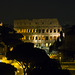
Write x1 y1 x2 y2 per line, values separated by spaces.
14 18 62 49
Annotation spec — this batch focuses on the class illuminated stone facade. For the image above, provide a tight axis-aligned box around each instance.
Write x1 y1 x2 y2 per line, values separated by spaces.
14 18 62 49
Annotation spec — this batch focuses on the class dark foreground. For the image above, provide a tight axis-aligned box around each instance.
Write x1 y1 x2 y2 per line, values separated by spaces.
69 70 75 75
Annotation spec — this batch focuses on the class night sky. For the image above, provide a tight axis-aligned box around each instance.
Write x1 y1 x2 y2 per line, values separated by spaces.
0 0 75 26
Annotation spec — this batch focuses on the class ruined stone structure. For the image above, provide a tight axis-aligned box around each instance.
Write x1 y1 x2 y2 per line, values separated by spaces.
14 18 62 50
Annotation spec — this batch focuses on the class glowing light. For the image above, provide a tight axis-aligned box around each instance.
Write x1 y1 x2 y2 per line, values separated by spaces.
22 37 24 40
32 29 34 33
49 36 52 40
63 33 65 37
0 22 3 26
38 36 41 40
24 29 26 33
17 70 19 73
46 43 48 47
53 36 56 40
41 36 45 40
0 60 2 62
28 63 30 68
35 29 37 33
24 36 26 40
49 43 51 46
29 29 31 33
11 63 20 68
10 47 13 51
20 66 22 68
29 36 31 40
26 29 28 33
59 38 61 42
32 36 34 40
21 29 23 33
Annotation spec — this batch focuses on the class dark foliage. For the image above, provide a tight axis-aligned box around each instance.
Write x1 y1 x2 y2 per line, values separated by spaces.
0 62 17 75
6 43 71 75
0 25 23 47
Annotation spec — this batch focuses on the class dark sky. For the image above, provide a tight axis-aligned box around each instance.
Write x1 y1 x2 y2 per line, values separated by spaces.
0 0 75 26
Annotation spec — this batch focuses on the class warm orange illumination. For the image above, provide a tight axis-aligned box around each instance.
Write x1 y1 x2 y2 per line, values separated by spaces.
21 29 23 33
42 36 45 40
28 63 30 68
24 29 26 33
38 36 41 40
24 36 26 40
16 29 20 33
10 47 13 51
22 37 24 40
46 43 48 47
49 43 51 46
0 22 3 26
35 29 37 33
23 29 29 33
14 19 63 49
32 36 34 40
29 36 31 40
2 57 24 75
32 29 34 33
29 29 31 33
49 36 52 40
53 36 56 40
45 29 46 33
2 57 12 64
63 33 65 37
49 54 57 59
26 29 28 33
35 36 38 40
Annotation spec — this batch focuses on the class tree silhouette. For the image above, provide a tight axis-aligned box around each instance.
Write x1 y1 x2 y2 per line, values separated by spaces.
0 25 23 52
6 43 66 75
6 43 34 75
0 62 17 75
